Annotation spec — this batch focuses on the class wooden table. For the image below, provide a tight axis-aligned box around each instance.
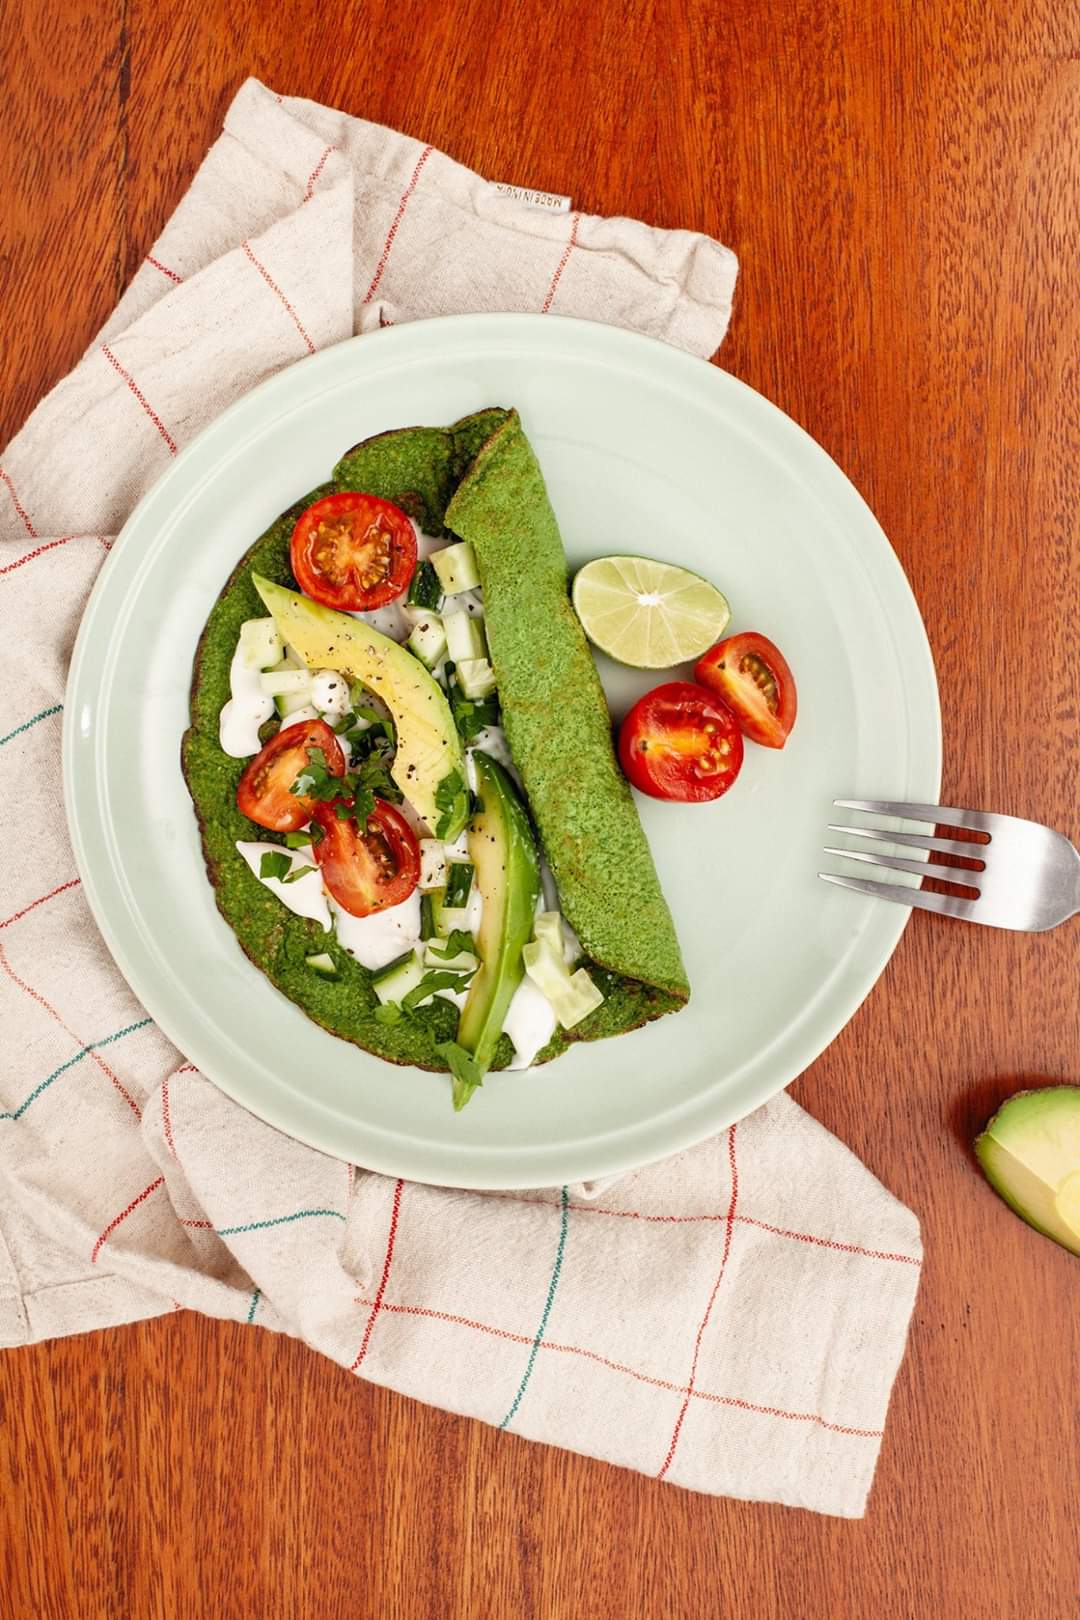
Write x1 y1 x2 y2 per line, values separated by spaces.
2 2 1077 1615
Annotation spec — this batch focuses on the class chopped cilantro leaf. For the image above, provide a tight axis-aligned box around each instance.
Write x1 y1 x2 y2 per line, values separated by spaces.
435 1040 485 1111
400 967 475 1013
289 744 342 802
426 930 476 961
258 851 291 882
434 767 468 838
282 863 316 884
284 824 324 849
335 785 377 830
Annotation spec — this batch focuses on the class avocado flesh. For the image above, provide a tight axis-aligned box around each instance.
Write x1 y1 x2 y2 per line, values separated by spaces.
253 575 467 840
974 1085 1080 1256
457 752 541 1078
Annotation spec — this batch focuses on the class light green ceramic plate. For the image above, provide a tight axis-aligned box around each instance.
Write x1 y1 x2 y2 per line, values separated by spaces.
63 314 940 1189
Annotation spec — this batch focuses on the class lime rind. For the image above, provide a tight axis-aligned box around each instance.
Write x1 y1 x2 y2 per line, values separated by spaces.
572 554 731 668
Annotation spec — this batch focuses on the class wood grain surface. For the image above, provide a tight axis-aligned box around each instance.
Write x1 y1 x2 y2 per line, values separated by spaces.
2 1 1078 1616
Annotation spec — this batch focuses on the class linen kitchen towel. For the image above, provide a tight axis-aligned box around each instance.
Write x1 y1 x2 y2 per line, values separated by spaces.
0 77 919 1518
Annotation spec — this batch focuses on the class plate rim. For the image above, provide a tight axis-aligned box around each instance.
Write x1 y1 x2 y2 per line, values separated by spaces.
63 312 941 1188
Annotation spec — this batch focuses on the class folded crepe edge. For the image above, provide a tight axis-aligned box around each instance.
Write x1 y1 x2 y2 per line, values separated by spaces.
446 410 690 1006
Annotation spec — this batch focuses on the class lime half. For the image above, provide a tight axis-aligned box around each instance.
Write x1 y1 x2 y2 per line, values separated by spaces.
572 554 731 668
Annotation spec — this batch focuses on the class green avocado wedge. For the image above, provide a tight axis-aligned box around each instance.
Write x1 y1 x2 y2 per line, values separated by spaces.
975 1085 1080 1257
181 408 689 1094
252 576 468 840
454 754 542 1106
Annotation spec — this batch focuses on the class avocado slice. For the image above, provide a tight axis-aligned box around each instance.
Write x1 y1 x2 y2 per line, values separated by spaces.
455 752 542 1101
253 575 468 840
975 1085 1080 1257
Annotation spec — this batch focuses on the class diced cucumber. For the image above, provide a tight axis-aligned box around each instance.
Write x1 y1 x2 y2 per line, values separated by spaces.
532 911 564 956
439 903 472 934
261 653 311 716
444 611 487 663
370 949 424 1006
260 666 313 698
427 889 471 935
407 614 448 670
522 939 604 1028
428 889 450 937
431 541 481 595
278 695 318 720
407 558 442 609
445 861 474 909
423 942 479 972
305 951 340 981
419 893 438 939
238 617 285 671
419 839 448 891
457 658 497 700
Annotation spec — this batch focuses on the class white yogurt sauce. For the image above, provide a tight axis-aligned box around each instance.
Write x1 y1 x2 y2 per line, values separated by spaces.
416 528 451 563
235 841 332 930
330 890 422 971
220 646 275 757
277 704 320 730
466 729 522 801
311 670 351 716
503 975 558 1070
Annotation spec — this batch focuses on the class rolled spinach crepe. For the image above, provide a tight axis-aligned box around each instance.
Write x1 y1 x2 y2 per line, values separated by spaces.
182 409 688 1087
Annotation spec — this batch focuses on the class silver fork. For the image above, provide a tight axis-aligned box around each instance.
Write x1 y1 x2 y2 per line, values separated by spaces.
820 800 1080 931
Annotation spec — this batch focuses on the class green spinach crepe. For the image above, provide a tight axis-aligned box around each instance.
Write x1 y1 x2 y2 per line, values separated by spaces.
182 408 688 1080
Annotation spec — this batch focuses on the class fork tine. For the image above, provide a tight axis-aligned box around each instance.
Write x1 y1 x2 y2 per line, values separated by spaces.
826 824 986 861
823 845 980 886
819 871 977 918
833 799 996 834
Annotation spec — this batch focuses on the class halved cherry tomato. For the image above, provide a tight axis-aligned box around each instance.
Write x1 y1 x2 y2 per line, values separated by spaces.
290 492 417 611
236 719 345 832
695 632 797 749
312 798 420 917
618 681 743 802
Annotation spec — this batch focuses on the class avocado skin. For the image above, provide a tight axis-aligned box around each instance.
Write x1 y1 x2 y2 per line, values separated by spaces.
458 753 542 1073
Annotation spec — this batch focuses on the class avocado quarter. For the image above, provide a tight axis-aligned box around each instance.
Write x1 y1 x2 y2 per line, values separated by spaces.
975 1085 1080 1257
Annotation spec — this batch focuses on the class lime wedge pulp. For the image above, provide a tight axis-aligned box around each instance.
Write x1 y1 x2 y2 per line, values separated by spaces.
571 555 731 669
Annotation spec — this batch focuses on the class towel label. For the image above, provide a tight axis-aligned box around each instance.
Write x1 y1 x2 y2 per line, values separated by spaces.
491 182 572 213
